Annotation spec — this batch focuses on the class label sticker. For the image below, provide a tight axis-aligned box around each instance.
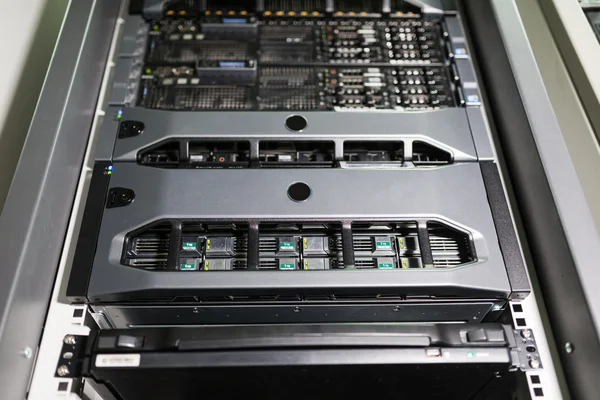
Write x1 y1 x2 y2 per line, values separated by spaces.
279 242 295 251
375 241 391 249
182 242 197 251
454 47 468 56
280 263 295 270
96 354 141 368
378 263 394 269
180 263 196 270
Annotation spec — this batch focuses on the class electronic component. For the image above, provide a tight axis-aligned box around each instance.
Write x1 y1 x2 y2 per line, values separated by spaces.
136 16 457 111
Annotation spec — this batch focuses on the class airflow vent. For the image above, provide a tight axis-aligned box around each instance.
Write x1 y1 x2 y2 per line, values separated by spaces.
355 258 376 269
353 238 374 252
412 142 452 166
259 238 278 252
125 225 171 270
428 222 474 267
259 259 278 269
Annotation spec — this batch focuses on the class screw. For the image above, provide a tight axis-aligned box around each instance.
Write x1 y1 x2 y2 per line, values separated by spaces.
565 342 574 354
64 335 77 345
20 347 32 359
529 359 541 369
521 329 532 339
57 365 70 377
293 307 301 313
192 308 199 314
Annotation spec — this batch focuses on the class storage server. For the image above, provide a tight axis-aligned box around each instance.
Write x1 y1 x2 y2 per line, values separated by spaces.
59 1 547 398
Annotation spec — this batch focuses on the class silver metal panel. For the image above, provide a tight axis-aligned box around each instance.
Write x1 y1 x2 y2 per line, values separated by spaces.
492 0 600 336
105 107 480 162
119 15 144 56
0 0 120 397
466 107 494 160
108 57 133 105
87 163 511 299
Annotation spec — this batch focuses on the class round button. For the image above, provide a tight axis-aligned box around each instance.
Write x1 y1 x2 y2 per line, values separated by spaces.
285 115 308 132
288 182 311 202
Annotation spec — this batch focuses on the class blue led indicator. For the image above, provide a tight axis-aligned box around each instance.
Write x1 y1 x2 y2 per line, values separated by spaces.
219 61 245 67
223 17 247 23
108 166 113 171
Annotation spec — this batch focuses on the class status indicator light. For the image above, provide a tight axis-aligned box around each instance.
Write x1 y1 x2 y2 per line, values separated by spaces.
117 110 123 119
467 352 474 358
108 166 113 171
145 68 152 74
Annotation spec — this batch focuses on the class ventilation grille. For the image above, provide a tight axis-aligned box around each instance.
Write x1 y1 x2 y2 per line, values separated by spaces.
258 88 322 110
259 67 319 87
259 259 278 269
259 238 279 252
412 142 452 166
141 86 251 110
428 222 473 267
234 237 249 253
355 258 376 269
149 42 251 63
353 237 374 252
126 227 171 270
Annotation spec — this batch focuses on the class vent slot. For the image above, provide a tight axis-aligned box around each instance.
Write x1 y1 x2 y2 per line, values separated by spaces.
259 237 279 252
234 237 249 254
259 141 335 167
259 259 278 269
125 224 171 270
412 141 452 166
148 41 251 64
233 259 248 269
355 258 376 269
428 222 474 267
353 237 374 252
343 141 404 163
129 259 168 270
139 85 251 111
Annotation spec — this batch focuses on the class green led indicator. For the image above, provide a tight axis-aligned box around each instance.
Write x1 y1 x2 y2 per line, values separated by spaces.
467 352 474 358
182 242 197 251
116 114 122 119
280 263 295 270
378 263 394 269
279 242 295 251
153 24 159 30
145 68 152 74
107 171 112 175
180 263 196 270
